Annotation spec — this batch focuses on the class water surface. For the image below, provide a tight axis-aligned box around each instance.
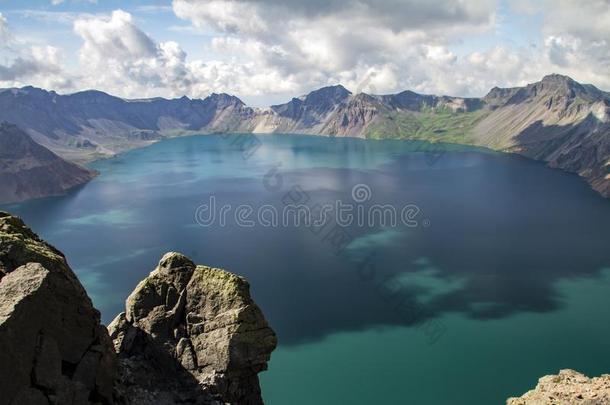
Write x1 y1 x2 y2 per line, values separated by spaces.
5 134 610 404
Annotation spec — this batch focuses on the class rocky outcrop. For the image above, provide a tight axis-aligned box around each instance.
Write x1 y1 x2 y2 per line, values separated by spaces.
0 212 117 404
109 252 277 404
507 369 610 404
0 212 277 404
0 122 97 204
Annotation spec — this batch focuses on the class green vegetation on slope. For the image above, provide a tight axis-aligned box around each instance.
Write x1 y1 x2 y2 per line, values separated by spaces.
365 109 490 144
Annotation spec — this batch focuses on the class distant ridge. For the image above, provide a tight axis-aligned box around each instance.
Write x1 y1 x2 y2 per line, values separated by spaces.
0 74 608 199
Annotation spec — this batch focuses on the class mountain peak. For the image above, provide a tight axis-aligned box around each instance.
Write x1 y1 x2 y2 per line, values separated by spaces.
500 73 603 106
203 93 247 109
270 84 351 122
537 74 587 93
540 73 576 85
206 92 244 103
304 85 351 103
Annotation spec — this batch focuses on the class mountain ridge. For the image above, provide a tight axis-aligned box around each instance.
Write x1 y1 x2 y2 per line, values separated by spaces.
0 73 608 200
0 122 97 203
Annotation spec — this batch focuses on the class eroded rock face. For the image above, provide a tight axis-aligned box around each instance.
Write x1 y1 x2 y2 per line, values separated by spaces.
507 369 610 405
0 212 117 404
109 252 277 405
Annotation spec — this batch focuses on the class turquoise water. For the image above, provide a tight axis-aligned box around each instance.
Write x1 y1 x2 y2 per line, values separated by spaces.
4 134 610 404
262 272 610 404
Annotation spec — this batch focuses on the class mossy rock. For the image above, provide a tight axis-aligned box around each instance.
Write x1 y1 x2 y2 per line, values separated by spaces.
0 212 67 277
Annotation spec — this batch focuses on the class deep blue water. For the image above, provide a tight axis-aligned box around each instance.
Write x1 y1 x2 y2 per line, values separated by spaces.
4 134 610 404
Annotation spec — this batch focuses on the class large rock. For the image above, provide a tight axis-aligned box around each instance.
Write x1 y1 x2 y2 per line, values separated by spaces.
0 212 277 404
507 369 610 404
0 212 117 404
109 252 277 405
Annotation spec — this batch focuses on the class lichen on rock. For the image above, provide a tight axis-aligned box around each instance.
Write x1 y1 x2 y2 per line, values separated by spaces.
0 212 66 279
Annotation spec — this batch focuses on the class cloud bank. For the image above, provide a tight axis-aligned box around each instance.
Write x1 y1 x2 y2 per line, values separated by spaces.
0 1 609 102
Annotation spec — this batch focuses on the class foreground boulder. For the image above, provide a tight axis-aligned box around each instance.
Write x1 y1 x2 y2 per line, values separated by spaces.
0 212 277 404
0 212 116 404
507 369 610 404
109 252 277 404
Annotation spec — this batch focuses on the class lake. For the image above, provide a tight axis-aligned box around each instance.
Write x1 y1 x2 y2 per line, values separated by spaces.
4 134 610 404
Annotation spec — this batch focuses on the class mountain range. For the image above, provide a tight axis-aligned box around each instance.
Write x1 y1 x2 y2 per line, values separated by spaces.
0 74 608 202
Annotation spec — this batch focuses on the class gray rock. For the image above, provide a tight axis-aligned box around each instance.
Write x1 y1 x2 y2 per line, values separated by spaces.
11 387 50 405
507 369 610 404
34 334 62 389
0 213 117 405
112 252 277 404
0 214 277 405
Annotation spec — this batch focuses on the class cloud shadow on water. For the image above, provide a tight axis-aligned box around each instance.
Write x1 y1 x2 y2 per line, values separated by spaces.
7 136 610 348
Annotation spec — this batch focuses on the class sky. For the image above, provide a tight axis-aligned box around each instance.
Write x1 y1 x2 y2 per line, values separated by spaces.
0 0 609 106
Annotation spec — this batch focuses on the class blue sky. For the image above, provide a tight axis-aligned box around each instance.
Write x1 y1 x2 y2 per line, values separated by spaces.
1 1 209 63
0 0 608 106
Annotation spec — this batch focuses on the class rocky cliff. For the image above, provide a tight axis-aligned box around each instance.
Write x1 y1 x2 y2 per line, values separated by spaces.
0 122 96 204
1 74 608 199
0 212 276 404
507 369 610 404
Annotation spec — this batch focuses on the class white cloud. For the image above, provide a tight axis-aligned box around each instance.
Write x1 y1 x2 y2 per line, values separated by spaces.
169 0 610 97
69 9 298 99
508 0 610 89
0 13 72 90
73 10 186 96
172 0 496 36
0 44 72 89
170 0 501 97
74 10 156 61
0 13 10 44
542 1 610 88
51 0 98 5
2 2 610 103
538 0 610 41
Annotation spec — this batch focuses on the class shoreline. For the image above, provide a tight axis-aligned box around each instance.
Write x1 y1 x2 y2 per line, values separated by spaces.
81 131 608 200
